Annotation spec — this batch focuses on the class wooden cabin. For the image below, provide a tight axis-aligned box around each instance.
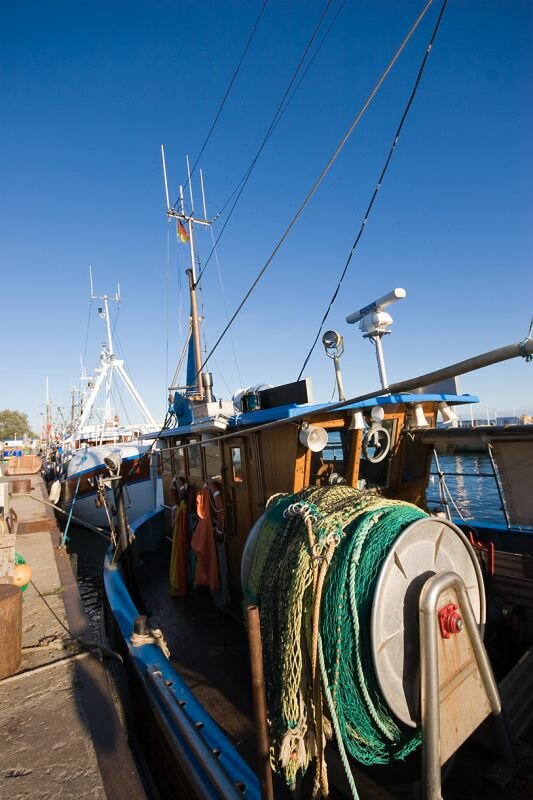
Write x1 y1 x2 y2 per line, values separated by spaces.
158 383 475 593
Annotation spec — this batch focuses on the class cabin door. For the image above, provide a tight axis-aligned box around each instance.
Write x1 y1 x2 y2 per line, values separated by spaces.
222 437 255 590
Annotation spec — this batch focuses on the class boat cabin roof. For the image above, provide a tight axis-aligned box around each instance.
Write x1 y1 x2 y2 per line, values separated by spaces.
151 392 479 440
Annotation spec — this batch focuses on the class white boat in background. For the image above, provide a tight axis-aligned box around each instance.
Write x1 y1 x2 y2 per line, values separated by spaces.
55 279 162 528
60 440 159 529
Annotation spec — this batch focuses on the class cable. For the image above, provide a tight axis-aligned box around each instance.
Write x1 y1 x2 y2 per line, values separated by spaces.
211 0 345 221
196 0 336 285
181 0 270 198
297 0 448 379
82 299 93 376
199 0 435 373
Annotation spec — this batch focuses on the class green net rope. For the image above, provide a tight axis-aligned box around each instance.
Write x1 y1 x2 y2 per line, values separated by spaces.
244 486 426 789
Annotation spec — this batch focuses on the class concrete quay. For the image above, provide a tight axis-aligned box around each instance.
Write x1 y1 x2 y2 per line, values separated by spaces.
0 473 147 800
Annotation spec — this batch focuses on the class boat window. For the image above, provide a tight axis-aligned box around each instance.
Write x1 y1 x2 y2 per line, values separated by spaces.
204 441 222 480
188 439 203 481
231 446 244 483
359 418 398 488
161 448 173 475
310 428 350 486
173 444 185 476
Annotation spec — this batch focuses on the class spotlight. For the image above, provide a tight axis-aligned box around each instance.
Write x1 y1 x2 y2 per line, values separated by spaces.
322 330 343 353
299 423 328 453
322 330 346 401
104 452 122 475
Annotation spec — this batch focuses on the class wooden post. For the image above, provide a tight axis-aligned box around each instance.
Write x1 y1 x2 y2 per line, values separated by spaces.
246 605 274 800
0 584 22 678
0 515 15 583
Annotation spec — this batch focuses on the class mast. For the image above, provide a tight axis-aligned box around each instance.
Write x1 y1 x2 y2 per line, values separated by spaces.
72 276 157 443
161 146 213 401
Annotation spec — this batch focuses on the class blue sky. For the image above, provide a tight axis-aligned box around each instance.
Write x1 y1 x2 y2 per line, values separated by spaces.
1 0 532 433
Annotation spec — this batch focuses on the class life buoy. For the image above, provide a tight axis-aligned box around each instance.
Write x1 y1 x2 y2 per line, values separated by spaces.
171 475 188 500
49 480 61 505
362 426 391 463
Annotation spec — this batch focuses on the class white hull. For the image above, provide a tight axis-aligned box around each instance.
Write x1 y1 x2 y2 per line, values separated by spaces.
61 475 159 529
59 442 160 528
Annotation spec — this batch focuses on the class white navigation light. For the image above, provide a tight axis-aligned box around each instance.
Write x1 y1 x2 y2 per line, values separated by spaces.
349 410 366 430
299 423 328 453
412 403 429 429
371 406 385 424
438 401 458 425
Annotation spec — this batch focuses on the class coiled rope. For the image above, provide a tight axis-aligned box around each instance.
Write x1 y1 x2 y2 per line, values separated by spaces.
244 486 426 794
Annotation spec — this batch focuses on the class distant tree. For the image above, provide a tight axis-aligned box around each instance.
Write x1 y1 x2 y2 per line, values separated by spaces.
0 409 35 440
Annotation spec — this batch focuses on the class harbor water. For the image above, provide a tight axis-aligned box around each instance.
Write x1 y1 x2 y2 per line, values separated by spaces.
65 524 110 640
426 452 505 524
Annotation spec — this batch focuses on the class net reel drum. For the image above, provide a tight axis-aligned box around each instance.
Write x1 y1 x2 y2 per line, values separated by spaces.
371 516 516 799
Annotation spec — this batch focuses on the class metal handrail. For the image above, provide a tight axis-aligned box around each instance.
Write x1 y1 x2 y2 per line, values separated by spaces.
146 666 246 800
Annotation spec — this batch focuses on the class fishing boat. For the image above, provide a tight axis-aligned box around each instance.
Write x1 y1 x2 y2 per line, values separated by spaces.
54 281 161 529
97 8 533 800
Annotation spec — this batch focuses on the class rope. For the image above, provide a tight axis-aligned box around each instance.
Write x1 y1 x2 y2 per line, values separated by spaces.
244 486 425 792
60 447 88 547
21 492 111 540
297 0 449 379
130 628 170 659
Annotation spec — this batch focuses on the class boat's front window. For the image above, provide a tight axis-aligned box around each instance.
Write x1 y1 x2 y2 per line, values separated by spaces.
173 443 185 477
204 440 222 480
161 447 173 475
310 429 350 485
359 417 398 489
188 439 203 481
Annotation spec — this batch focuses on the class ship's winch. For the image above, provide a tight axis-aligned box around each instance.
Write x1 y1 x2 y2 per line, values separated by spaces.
242 486 515 800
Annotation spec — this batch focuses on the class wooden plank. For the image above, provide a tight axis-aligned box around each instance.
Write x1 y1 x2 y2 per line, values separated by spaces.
259 425 298 500
0 528 16 581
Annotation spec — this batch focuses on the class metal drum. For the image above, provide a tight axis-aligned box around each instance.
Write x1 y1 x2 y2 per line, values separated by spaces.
370 517 485 727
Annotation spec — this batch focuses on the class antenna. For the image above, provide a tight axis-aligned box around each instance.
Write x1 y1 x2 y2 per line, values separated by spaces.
186 154 194 212
89 266 94 298
200 169 208 219
161 144 171 210
162 155 216 400
346 288 406 325
346 288 406 390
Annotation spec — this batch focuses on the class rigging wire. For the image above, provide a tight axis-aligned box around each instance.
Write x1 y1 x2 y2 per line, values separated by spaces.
168 327 193 391
180 0 269 198
203 170 244 391
165 225 171 395
211 0 345 221
82 299 93 377
297 0 448 380
196 0 336 285
198 0 435 374
209 224 244 391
